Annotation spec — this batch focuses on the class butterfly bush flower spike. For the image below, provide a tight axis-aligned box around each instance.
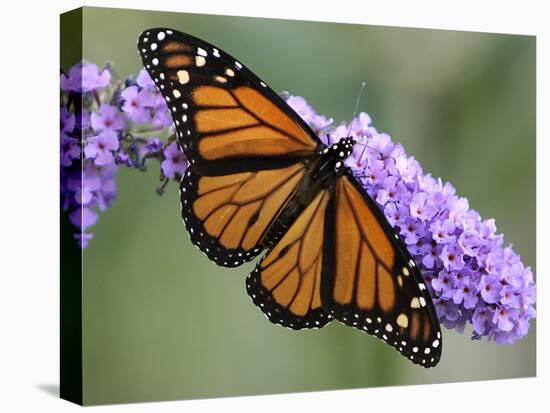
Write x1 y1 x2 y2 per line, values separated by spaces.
284 93 536 345
60 62 183 248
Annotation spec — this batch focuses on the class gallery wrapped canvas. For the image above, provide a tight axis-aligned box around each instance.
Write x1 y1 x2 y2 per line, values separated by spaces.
60 6 536 406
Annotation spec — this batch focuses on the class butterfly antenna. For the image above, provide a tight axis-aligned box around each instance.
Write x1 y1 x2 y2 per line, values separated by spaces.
346 81 367 139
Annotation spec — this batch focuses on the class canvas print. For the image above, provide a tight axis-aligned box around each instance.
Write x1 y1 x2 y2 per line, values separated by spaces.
60 7 536 406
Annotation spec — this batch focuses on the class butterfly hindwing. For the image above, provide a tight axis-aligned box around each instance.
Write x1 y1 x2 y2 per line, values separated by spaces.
180 163 307 266
138 28 321 176
246 190 332 329
321 173 442 367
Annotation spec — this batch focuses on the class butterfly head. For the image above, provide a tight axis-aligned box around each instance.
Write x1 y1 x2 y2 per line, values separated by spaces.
329 137 356 173
338 137 356 157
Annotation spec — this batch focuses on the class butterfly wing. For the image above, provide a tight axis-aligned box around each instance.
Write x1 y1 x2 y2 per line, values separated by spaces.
246 190 332 329
139 28 325 264
181 163 306 266
321 173 442 367
138 28 321 176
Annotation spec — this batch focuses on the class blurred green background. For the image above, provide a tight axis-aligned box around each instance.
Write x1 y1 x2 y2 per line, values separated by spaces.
68 7 536 405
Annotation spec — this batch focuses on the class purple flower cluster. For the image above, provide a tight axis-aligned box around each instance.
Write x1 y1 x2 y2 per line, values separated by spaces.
285 94 536 344
60 61 186 247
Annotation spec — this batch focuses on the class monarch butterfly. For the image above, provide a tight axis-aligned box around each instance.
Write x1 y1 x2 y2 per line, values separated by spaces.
138 28 442 367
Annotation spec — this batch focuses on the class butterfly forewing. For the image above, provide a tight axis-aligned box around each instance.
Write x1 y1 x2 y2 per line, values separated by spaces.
321 174 442 367
138 28 321 176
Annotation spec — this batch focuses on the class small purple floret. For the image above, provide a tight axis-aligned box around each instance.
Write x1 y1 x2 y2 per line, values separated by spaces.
161 143 187 179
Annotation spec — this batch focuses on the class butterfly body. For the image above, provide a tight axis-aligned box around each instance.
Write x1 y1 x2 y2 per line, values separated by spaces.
261 137 355 246
139 28 442 367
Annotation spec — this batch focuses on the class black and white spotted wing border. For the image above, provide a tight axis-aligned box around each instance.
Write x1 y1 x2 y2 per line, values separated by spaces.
246 257 333 330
